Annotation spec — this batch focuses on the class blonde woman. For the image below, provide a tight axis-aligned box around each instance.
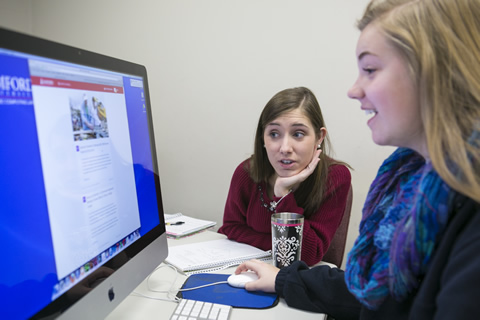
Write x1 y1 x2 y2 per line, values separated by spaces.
235 0 480 319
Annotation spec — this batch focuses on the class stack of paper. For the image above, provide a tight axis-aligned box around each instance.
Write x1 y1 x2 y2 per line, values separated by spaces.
164 213 216 239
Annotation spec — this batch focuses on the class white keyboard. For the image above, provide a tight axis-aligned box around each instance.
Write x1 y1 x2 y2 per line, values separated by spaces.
170 299 232 320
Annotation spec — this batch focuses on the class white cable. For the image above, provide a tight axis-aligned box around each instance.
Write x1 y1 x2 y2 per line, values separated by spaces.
146 264 179 294
131 263 229 303
131 291 179 302
177 281 228 292
130 264 181 302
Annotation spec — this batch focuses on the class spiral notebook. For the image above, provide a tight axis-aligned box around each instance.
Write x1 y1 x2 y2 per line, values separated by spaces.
165 238 271 275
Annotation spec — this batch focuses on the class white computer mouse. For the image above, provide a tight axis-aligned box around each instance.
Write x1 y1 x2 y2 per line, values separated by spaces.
227 272 259 288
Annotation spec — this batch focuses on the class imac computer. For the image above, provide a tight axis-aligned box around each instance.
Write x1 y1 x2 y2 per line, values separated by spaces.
0 27 168 319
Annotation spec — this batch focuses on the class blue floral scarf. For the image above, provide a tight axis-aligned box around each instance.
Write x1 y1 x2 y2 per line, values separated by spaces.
344 148 451 310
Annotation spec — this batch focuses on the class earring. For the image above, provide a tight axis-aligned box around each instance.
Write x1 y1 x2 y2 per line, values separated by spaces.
317 144 321 150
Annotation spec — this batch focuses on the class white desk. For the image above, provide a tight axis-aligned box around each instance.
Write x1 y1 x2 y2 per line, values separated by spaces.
106 231 326 320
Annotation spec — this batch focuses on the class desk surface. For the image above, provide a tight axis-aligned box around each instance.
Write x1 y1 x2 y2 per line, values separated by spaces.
106 231 326 320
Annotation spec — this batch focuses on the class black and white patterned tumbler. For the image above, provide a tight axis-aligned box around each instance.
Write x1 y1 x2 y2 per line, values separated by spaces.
271 212 304 268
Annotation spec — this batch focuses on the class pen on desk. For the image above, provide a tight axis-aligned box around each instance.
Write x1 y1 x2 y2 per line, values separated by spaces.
165 221 185 226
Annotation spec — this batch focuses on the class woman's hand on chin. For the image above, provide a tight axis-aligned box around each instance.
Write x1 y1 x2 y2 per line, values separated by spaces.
273 149 322 197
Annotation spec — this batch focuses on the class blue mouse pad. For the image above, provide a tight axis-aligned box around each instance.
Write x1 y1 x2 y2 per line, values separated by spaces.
177 273 279 309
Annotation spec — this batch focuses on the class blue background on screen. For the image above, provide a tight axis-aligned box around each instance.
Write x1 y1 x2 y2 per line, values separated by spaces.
124 78 160 233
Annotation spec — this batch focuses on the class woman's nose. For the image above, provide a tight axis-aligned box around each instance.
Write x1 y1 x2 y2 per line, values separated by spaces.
280 137 292 154
347 79 363 100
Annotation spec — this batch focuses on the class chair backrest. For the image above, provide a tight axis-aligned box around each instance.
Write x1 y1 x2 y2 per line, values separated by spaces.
322 185 353 268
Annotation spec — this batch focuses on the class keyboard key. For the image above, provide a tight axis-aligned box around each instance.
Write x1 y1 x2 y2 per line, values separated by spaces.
170 299 232 320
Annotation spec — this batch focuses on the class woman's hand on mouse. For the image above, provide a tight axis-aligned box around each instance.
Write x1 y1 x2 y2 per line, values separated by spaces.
235 259 279 293
273 148 322 197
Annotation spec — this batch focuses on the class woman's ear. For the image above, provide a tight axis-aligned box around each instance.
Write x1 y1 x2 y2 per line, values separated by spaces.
317 127 327 147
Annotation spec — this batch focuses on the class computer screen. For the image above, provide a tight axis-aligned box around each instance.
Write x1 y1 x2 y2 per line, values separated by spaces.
0 27 168 319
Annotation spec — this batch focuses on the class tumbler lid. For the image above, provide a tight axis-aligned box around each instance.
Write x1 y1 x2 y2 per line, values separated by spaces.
271 212 304 225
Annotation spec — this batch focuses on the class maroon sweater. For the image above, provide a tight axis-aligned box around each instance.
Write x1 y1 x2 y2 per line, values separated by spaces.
218 160 351 266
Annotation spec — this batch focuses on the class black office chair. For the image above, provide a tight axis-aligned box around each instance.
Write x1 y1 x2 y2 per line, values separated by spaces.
322 185 353 268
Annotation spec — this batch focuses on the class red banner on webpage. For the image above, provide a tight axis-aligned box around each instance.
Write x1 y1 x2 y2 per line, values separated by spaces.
31 76 124 94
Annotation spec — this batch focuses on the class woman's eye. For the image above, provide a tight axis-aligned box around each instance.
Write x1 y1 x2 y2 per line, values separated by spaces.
269 131 279 138
363 67 376 75
293 131 305 138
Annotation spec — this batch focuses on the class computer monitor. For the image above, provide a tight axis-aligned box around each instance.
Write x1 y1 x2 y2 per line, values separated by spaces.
0 27 168 319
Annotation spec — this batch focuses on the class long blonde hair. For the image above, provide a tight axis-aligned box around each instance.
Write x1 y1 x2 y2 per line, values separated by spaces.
358 0 480 202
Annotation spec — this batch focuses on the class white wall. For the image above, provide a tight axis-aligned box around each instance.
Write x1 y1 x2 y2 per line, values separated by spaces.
0 0 31 33
1 0 394 267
